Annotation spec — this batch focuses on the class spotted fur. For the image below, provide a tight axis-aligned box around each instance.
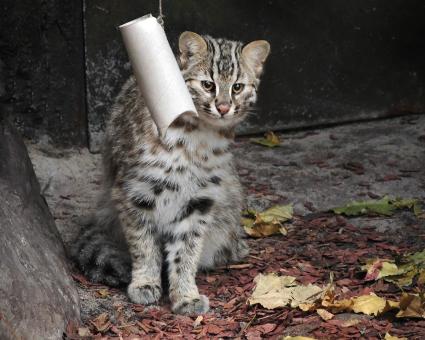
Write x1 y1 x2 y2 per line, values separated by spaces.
72 32 270 314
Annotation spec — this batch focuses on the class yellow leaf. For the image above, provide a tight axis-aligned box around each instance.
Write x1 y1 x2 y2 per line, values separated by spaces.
242 205 293 238
244 222 281 238
251 131 281 147
193 315 203 328
96 288 110 298
249 273 324 309
256 205 293 225
316 308 334 320
384 333 407 340
321 290 353 312
279 225 288 236
351 293 396 316
298 303 316 312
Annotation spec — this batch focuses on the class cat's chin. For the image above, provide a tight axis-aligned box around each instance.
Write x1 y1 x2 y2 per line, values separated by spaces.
198 113 244 129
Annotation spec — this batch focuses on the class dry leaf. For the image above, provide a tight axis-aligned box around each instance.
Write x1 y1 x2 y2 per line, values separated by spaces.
243 205 293 238
396 293 425 318
362 249 425 287
193 315 203 328
316 308 334 320
78 327 92 337
244 221 281 238
283 337 317 340
363 260 401 281
332 196 421 217
248 273 324 309
384 333 407 340
90 313 111 333
351 293 398 316
251 131 281 147
418 270 425 285
96 288 110 298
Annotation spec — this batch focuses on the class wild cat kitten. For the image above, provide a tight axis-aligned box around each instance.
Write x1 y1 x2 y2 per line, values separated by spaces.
72 32 270 314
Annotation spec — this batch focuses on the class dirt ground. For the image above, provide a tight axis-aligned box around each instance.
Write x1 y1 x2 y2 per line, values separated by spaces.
26 114 425 339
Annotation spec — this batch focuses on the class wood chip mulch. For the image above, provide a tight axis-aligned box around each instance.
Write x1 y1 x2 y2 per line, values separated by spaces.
66 214 425 339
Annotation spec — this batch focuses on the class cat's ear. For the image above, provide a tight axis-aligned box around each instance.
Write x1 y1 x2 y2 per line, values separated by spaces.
178 32 207 68
242 40 270 76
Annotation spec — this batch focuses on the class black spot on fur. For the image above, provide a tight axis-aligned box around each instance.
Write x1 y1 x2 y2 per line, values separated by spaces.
140 175 179 194
153 183 164 195
176 166 186 173
163 231 177 244
164 181 180 192
132 197 155 209
174 257 181 264
212 148 225 156
209 176 221 185
177 197 214 222
221 246 232 260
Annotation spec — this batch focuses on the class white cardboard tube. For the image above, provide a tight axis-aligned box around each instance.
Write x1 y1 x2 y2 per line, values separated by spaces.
119 14 198 135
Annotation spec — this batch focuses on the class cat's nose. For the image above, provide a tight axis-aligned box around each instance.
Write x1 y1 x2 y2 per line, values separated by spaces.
216 103 231 115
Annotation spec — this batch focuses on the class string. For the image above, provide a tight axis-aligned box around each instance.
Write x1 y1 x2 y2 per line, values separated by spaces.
157 0 165 27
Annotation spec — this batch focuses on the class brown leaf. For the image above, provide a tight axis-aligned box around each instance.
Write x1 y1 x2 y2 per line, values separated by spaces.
77 327 92 337
192 315 203 328
317 308 334 321
90 313 111 333
396 293 425 318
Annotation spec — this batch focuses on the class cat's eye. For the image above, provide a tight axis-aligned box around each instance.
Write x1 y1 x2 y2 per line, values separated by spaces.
232 83 244 94
201 81 216 92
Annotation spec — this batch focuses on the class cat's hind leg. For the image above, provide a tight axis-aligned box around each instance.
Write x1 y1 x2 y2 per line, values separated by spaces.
71 214 132 287
198 218 249 270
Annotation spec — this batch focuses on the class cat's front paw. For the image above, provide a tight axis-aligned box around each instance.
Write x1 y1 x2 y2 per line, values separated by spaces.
172 295 209 315
127 281 162 305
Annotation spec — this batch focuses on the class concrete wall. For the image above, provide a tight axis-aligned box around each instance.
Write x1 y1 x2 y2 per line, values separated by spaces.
0 0 86 145
1 1 425 148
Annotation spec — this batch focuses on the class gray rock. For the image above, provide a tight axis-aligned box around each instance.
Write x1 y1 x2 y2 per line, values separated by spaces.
0 118 80 340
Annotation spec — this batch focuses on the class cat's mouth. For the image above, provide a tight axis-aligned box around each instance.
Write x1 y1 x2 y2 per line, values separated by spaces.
198 108 245 128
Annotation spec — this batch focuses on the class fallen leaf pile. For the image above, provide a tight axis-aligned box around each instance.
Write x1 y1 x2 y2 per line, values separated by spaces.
248 273 425 321
362 249 425 287
242 204 293 237
248 274 325 309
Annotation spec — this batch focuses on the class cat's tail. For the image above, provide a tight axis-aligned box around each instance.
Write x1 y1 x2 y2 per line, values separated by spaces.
70 208 132 287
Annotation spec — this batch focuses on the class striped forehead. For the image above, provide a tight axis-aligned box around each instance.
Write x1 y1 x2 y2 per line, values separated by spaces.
205 37 242 79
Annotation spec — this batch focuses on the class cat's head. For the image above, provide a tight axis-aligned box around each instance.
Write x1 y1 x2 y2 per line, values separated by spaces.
178 32 270 128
